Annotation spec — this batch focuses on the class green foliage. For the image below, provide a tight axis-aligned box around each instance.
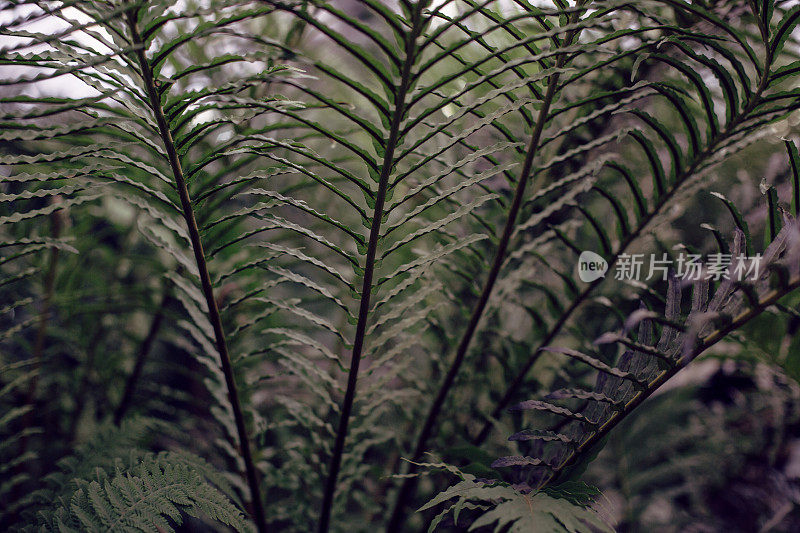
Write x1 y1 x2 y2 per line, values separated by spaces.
419 464 611 532
1 0 800 531
36 451 248 532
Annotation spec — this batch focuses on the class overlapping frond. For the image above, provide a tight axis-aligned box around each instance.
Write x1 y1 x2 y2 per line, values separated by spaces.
494 219 800 492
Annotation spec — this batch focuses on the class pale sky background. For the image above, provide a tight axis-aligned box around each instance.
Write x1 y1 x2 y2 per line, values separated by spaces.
2 1 798 105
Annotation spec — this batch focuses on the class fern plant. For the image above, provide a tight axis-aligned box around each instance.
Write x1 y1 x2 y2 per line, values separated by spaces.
2 0 800 531
39 450 249 532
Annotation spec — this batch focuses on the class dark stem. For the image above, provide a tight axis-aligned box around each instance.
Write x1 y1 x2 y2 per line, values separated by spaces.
113 294 168 426
15 204 62 510
68 325 104 441
317 5 425 532
125 9 267 532
25 206 62 407
384 13 587 530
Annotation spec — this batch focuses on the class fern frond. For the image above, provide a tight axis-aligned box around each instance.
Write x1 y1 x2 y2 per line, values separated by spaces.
418 463 612 533
37 451 249 533
495 219 800 491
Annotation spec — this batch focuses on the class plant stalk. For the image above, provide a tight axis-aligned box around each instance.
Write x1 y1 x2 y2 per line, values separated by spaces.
317 4 426 531
385 9 586 529
25 206 62 407
125 9 267 532
114 294 168 425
